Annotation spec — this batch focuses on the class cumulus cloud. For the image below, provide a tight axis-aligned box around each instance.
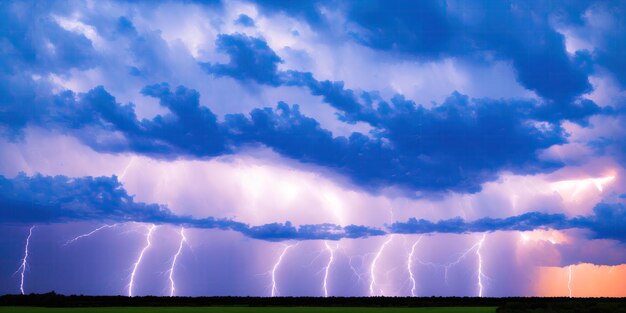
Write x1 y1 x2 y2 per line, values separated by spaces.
251 0 598 105
200 33 284 86
234 14 255 27
203 32 608 124
0 81 570 194
0 1 97 139
0 1 620 195
582 2 626 90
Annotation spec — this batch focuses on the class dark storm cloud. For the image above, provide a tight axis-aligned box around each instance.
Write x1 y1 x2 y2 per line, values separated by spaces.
2 173 626 243
0 2 97 73
0 173 178 225
0 1 98 139
390 203 626 244
200 33 284 86
0 1 621 195
249 0 597 105
204 32 606 125
390 212 570 234
584 2 626 90
1 82 567 194
146 85 567 193
234 14 255 27
0 173 383 241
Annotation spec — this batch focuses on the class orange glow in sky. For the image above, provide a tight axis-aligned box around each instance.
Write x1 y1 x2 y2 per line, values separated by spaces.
536 263 626 297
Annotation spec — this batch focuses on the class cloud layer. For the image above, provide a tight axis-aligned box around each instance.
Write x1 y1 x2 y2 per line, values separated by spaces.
2 173 626 244
1 81 572 194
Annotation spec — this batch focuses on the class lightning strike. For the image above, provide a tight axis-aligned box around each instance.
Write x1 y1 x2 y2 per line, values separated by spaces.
322 241 336 297
369 235 394 296
567 265 573 298
442 244 479 284
64 224 118 246
128 224 156 297
168 227 187 297
118 157 136 180
476 233 487 297
271 243 297 297
551 175 615 200
407 236 423 297
347 255 366 284
412 234 488 296
15 226 35 295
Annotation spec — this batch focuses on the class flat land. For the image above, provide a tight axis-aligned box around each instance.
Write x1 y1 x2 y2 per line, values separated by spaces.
0 307 497 313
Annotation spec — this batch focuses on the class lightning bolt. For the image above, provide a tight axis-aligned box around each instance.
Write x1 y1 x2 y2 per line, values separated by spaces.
322 241 337 297
413 234 488 296
476 233 486 297
15 226 35 295
168 227 186 297
128 224 156 297
118 157 136 181
347 254 366 284
567 265 573 298
63 224 118 246
551 175 615 200
369 235 394 296
407 235 423 297
271 243 297 297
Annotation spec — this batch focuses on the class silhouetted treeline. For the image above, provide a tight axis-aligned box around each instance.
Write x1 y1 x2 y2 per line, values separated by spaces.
497 301 626 312
0 292 625 309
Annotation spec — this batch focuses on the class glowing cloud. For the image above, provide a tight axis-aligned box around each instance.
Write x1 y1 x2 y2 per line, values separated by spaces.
550 175 615 202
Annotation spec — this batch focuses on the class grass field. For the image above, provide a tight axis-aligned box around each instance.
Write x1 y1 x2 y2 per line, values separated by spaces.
0 307 497 313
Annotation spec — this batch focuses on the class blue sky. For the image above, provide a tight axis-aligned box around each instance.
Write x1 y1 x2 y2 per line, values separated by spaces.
1 0 626 297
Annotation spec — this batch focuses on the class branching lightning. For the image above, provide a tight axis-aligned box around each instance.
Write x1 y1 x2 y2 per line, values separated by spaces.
64 224 118 246
407 236 423 297
551 175 615 200
15 226 35 295
347 255 366 284
322 241 337 297
413 234 488 296
271 243 297 297
168 227 187 297
369 235 394 296
128 224 156 297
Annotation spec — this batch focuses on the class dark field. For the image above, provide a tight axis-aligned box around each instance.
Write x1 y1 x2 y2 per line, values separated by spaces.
2 294 626 312
0 307 496 313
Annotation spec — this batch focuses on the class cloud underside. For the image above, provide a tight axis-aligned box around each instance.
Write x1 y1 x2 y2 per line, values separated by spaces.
1 1 626 249
1 79 579 195
1 173 625 243
2 1 621 195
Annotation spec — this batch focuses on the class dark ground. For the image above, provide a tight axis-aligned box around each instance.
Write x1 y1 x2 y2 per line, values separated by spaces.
1 293 626 312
